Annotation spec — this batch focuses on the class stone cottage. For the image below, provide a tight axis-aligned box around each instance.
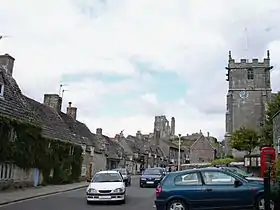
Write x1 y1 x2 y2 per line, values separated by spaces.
179 132 217 163
0 53 109 189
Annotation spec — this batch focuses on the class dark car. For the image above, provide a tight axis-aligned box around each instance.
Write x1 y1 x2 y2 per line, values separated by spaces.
140 168 165 188
220 166 264 182
113 168 131 186
155 167 277 210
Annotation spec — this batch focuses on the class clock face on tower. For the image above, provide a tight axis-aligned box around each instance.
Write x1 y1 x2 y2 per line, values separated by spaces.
239 91 249 99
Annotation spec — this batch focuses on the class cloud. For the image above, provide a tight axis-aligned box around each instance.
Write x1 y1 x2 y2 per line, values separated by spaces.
1 0 280 139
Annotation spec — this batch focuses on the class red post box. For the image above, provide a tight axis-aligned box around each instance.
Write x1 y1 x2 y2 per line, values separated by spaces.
260 147 276 179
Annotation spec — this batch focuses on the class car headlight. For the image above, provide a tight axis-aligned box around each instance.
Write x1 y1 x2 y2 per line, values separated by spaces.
141 178 146 180
87 188 97 193
113 188 124 193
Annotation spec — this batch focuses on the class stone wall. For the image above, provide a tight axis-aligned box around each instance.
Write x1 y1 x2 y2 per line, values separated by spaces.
92 153 107 175
0 163 43 190
189 137 215 163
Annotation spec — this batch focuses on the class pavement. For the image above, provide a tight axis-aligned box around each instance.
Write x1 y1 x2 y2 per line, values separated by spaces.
0 175 156 210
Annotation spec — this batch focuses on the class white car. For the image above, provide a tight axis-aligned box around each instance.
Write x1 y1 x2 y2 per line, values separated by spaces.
86 170 126 204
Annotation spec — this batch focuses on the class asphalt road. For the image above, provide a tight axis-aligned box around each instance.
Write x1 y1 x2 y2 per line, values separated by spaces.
0 177 156 210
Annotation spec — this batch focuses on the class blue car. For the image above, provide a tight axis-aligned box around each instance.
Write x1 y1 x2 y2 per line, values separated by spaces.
155 167 275 210
140 168 165 188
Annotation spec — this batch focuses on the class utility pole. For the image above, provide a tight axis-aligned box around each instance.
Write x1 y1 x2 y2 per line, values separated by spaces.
178 134 181 171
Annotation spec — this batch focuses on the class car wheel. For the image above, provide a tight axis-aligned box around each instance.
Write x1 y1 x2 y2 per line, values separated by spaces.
86 200 91 205
167 199 188 210
120 197 126 204
140 183 143 188
255 196 275 210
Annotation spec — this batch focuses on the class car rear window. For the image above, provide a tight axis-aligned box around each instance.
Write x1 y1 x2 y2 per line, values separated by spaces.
144 169 162 175
174 172 202 185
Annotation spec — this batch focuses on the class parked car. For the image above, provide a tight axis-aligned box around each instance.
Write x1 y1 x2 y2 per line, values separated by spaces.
155 167 276 210
86 170 126 204
140 167 165 188
220 166 264 182
113 168 131 186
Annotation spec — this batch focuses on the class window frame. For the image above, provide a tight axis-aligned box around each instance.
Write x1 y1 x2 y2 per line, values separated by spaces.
247 68 254 80
0 83 4 97
200 170 236 186
174 171 202 186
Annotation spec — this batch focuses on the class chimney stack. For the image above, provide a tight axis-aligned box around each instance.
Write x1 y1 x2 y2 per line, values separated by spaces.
171 117 175 135
0 54 15 76
66 102 77 120
96 128 102 135
207 132 210 137
136 131 142 139
43 94 62 112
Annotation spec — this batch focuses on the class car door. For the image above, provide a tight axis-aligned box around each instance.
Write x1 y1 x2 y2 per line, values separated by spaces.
200 170 252 209
173 171 208 209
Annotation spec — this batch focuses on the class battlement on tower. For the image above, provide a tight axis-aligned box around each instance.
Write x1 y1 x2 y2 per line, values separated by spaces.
227 50 270 69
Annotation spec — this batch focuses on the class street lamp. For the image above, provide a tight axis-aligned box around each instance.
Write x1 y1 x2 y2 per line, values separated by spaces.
178 134 181 171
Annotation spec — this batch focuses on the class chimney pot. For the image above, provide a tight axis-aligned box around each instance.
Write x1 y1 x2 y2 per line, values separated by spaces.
43 94 62 112
0 54 15 76
96 128 102 135
68 102 72 107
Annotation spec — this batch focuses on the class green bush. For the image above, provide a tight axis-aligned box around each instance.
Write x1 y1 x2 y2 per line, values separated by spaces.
211 158 234 166
0 115 83 184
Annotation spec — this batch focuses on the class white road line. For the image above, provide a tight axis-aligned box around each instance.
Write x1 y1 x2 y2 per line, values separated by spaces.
0 187 85 208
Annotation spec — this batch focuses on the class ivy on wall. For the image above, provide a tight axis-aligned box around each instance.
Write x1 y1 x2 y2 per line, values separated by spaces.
0 115 83 184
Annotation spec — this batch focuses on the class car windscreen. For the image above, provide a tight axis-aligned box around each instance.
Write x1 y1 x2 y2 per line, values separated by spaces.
118 169 127 175
227 167 250 177
92 173 122 183
143 169 162 175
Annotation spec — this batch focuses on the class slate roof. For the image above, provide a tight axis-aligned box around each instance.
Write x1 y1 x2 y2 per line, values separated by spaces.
24 96 77 143
100 135 123 159
118 138 134 155
125 135 164 156
180 133 202 147
0 68 39 124
58 112 95 146
0 61 100 150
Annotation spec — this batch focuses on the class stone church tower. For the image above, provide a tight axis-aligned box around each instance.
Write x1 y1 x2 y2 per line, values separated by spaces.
224 50 273 156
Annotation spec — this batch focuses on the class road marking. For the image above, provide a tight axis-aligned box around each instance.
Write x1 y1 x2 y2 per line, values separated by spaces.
0 187 86 208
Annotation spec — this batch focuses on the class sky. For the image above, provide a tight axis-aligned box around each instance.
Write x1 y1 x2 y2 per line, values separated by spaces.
1 0 280 139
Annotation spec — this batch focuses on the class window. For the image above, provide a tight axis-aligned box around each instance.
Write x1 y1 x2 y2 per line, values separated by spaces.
247 68 254 80
201 171 235 185
174 172 202 185
0 83 4 97
90 147 94 156
92 172 122 183
143 168 162 175
81 144 86 155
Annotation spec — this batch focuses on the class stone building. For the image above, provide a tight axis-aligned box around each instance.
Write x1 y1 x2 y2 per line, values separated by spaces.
0 53 109 189
224 51 273 157
169 132 218 164
153 115 175 138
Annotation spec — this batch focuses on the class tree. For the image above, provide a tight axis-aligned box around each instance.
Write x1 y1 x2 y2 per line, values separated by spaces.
261 92 280 146
230 127 260 155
